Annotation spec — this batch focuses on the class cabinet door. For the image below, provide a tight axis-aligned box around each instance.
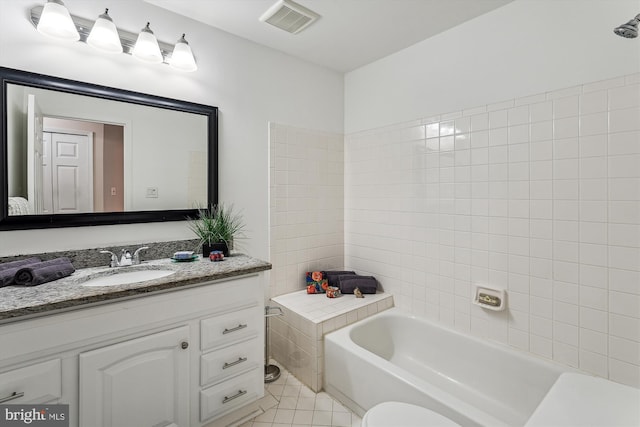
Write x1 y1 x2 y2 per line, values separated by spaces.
79 326 190 427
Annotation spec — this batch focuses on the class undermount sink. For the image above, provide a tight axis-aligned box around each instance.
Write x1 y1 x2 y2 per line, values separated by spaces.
81 269 176 287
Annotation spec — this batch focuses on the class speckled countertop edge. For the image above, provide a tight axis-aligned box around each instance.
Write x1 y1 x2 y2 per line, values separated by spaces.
0 254 271 323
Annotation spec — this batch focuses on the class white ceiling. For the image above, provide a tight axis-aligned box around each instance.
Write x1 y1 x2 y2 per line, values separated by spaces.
145 0 514 73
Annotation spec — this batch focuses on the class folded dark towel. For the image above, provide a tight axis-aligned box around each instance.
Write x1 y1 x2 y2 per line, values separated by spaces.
337 275 378 294
13 257 75 287
0 257 42 287
322 270 356 287
0 257 42 271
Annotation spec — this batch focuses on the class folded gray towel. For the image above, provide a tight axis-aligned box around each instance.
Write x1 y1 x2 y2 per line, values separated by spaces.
322 270 356 287
13 257 75 287
337 275 378 294
0 257 42 287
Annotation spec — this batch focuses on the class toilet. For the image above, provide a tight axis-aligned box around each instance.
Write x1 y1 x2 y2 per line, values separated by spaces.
362 402 461 427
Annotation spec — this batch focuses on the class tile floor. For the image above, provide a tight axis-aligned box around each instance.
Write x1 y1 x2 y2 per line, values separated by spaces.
239 362 362 427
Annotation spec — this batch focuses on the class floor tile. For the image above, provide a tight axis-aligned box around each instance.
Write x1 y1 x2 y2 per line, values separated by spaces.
267 384 284 397
315 396 333 412
282 384 302 397
332 411 352 427
247 361 360 427
278 396 298 410
312 410 333 426
297 397 316 410
254 408 277 423
293 409 314 425
274 408 295 424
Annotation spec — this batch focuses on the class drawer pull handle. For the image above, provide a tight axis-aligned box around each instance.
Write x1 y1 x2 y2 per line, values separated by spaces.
222 389 247 404
223 357 248 369
0 391 24 404
223 324 247 335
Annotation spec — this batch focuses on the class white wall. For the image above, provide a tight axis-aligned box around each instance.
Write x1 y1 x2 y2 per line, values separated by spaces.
345 0 640 133
343 0 640 386
0 0 343 259
269 123 344 298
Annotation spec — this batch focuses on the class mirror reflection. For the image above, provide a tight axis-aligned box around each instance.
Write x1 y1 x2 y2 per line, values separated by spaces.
6 83 208 216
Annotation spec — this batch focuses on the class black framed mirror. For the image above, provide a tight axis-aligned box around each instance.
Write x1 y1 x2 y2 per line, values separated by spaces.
0 67 217 230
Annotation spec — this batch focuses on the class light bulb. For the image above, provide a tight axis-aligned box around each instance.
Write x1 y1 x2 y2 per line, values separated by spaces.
170 34 197 72
37 0 79 41
132 22 163 63
87 9 122 54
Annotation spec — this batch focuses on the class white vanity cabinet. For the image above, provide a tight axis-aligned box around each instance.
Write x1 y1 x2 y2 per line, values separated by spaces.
79 326 190 427
0 272 265 427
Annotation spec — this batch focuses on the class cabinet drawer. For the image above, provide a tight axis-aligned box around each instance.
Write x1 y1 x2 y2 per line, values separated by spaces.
200 368 262 422
0 359 61 404
201 306 261 351
201 338 261 386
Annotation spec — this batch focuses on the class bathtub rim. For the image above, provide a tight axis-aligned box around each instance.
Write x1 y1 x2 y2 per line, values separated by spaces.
324 307 577 426
334 307 575 375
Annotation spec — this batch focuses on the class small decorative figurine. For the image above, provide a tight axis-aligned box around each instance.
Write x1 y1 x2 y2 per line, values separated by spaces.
354 287 364 298
326 286 341 298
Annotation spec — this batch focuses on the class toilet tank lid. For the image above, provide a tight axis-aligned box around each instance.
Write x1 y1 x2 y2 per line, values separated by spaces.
363 402 460 427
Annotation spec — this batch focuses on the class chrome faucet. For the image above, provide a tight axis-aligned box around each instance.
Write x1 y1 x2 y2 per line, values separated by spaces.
133 246 149 265
99 250 120 267
100 246 148 267
119 249 132 266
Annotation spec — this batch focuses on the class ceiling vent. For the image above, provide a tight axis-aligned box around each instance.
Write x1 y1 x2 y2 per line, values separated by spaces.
259 0 320 34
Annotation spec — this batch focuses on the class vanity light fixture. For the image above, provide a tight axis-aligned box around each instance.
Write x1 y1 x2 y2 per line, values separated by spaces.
30 3 198 72
169 34 198 72
86 8 122 54
132 22 163 63
36 0 79 41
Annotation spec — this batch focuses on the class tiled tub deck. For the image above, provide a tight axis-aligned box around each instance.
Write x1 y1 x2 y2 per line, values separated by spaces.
269 290 394 392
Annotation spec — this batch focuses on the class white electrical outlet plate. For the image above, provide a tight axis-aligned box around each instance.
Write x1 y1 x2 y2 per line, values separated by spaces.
145 187 158 198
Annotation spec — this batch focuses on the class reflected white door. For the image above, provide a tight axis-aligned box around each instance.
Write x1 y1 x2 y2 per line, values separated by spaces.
26 94 44 214
46 132 93 214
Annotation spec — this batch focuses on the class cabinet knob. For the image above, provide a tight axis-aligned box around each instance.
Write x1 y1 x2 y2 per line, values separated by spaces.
181 341 189 349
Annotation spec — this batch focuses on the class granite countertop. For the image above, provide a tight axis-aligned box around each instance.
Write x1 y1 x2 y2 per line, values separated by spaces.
0 254 271 323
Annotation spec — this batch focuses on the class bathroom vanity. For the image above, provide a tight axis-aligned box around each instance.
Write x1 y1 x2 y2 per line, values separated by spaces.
0 254 271 427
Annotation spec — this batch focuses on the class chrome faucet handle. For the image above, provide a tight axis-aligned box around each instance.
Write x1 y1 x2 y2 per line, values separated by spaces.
120 249 132 266
100 250 119 268
133 246 149 265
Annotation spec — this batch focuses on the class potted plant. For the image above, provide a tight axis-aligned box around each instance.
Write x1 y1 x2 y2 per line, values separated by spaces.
188 203 246 257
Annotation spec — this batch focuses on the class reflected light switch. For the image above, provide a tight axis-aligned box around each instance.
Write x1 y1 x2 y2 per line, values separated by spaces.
146 187 159 198
111 187 117 196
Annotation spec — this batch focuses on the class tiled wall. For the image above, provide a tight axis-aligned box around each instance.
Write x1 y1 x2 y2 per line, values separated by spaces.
344 73 640 387
269 123 345 298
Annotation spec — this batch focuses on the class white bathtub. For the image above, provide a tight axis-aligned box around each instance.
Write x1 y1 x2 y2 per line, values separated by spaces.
324 308 567 427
